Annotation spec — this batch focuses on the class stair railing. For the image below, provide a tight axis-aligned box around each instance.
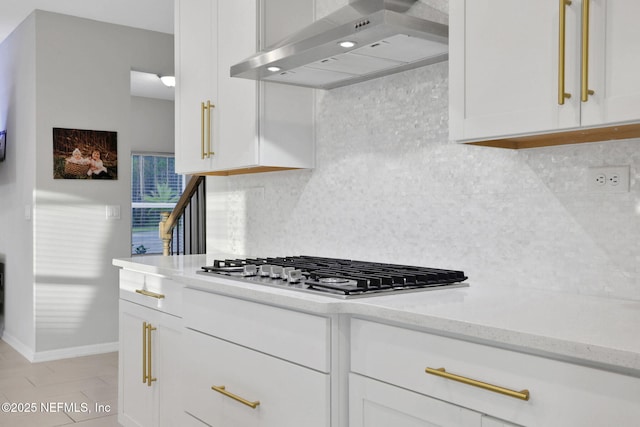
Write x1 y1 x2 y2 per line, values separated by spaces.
159 175 206 256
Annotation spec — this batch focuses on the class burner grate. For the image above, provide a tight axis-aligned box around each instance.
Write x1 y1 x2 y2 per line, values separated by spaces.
201 256 467 297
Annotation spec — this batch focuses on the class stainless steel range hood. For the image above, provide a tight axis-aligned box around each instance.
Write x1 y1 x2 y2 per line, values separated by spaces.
230 0 448 90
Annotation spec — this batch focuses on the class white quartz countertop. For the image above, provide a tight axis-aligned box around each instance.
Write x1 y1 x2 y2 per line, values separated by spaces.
113 254 640 375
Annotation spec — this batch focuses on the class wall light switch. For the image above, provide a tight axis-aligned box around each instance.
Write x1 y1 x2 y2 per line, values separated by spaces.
106 205 121 220
24 205 32 221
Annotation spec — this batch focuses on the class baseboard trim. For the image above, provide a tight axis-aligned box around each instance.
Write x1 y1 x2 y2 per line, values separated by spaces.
0 333 118 362
32 342 119 362
1 332 35 361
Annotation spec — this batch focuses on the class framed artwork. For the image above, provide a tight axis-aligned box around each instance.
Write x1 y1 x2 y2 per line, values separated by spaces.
53 128 117 179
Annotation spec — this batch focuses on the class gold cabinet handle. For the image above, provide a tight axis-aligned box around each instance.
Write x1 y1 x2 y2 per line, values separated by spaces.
425 367 530 401
206 100 215 157
135 289 165 299
558 0 572 105
145 323 157 387
142 322 147 384
581 0 594 101
200 100 215 159
211 385 260 409
201 102 206 159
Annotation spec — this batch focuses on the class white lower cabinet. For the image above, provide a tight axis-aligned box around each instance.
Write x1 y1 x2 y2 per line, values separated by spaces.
481 415 523 427
119 299 182 427
117 266 640 427
182 412 211 427
182 328 330 427
182 288 331 427
350 318 640 427
350 373 484 427
350 374 523 427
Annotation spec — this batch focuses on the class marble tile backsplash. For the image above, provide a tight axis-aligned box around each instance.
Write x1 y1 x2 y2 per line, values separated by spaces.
206 0 640 301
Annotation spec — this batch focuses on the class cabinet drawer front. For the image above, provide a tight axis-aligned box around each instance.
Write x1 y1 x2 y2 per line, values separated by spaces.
184 288 330 372
183 328 330 427
119 269 183 316
350 373 482 427
351 318 640 426
182 412 210 427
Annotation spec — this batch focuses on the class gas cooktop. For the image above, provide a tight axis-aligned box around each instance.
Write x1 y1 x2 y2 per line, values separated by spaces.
198 256 468 299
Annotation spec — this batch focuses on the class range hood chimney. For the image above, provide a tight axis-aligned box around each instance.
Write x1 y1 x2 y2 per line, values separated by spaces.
230 0 448 90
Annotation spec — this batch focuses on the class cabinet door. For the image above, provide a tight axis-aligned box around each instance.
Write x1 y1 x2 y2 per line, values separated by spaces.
119 300 182 427
349 373 482 427
155 314 183 427
175 0 217 174
450 0 581 141
215 0 258 171
481 415 523 427
581 0 640 126
175 0 314 173
183 412 212 426
119 301 156 427
183 328 330 427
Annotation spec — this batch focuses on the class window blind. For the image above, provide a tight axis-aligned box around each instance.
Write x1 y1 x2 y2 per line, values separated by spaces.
131 154 185 255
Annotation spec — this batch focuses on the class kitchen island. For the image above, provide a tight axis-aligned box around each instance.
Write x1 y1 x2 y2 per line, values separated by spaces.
114 254 640 427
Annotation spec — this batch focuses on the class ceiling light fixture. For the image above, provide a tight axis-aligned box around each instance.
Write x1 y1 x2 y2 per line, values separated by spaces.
267 66 281 72
338 41 356 48
159 75 176 87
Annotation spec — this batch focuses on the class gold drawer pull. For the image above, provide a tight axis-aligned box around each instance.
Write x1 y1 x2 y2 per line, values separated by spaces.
145 323 157 386
558 0 572 104
581 0 594 101
135 289 165 299
425 367 530 401
211 385 260 409
142 322 147 384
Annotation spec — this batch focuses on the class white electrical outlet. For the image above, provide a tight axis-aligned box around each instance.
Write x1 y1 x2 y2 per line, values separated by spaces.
587 166 630 192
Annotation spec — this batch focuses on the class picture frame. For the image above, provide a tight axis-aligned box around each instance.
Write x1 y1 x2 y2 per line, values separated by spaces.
53 128 117 179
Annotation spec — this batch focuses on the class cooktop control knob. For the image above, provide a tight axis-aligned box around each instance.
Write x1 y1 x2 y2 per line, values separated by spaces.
282 267 295 280
259 265 272 277
242 265 257 277
271 266 283 279
288 270 303 284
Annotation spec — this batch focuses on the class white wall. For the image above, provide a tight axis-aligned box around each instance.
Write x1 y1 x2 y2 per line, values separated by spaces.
0 11 174 358
130 96 175 154
206 0 640 302
0 14 37 353
32 12 174 355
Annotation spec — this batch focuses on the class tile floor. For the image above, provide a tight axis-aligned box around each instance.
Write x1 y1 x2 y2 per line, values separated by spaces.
0 339 120 426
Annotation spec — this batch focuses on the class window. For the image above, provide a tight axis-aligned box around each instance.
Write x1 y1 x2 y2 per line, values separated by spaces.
131 153 185 255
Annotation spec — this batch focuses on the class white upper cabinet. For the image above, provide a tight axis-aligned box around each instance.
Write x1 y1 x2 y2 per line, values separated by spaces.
175 0 217 174
449 0 640 148
581 0 640 126
175 0 315 175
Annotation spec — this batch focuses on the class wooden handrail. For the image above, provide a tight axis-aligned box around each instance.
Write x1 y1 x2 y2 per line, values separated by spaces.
159 175 205 256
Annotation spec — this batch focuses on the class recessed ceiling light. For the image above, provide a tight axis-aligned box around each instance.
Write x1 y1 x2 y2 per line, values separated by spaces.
267 66 281 72
159 75 175 87
338 41 356 48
